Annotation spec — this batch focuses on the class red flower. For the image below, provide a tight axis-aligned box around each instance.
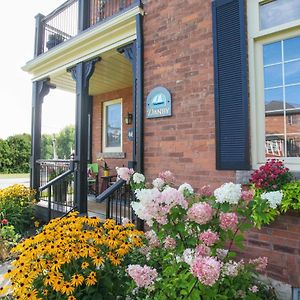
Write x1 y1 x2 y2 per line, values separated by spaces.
1 218 8 225
249 159 292 191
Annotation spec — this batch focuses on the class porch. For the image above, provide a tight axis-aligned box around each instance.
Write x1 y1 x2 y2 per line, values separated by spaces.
22 0 144 227
36 159 135 224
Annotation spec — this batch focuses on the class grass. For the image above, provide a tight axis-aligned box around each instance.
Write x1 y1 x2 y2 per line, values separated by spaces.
0 173 29 179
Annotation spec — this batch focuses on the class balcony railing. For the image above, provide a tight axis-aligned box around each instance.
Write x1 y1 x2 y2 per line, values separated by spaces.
37 0 138 55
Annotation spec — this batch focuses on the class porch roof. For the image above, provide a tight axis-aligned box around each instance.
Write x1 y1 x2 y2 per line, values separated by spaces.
22 5 142 94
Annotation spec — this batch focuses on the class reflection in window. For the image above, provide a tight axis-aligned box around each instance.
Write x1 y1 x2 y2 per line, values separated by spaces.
260 0 300 30
103 100 122 151
263 36 300 157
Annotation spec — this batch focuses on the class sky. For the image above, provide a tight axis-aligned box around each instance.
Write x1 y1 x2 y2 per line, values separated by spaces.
0 1 75 139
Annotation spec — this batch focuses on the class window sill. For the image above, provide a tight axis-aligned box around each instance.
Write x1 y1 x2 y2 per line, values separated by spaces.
97 152 126 159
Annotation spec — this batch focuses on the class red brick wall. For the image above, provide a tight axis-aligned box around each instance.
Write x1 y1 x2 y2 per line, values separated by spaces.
243 211 300 286
92 87 133 176
89 0 300 287
143 0 235 189
142 0 300 287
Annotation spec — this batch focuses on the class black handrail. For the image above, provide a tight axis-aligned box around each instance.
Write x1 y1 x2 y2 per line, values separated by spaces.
39 169 74 192
38 160 76 221
96 179 144 230
96 179 126 203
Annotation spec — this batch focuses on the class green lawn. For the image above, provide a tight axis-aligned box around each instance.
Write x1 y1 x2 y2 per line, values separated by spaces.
0 173 29 179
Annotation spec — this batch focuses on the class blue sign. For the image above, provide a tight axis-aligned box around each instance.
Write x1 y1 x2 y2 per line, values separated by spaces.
128 128 134 141
146 86 172 118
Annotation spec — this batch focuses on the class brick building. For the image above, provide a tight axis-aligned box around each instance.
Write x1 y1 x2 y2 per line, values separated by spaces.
23 0 300 296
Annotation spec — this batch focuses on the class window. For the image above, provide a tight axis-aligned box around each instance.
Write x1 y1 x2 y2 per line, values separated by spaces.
248 0 300 170
260 0 300 30
263 36 300 158
102 99 122 152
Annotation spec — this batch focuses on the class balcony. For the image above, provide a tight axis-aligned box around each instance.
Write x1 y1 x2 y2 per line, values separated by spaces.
36 0 140 56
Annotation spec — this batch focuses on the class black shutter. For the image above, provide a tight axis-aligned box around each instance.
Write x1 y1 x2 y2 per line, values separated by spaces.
212 0 250 170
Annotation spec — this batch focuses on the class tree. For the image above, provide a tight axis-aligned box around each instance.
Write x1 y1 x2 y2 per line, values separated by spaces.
0 139 12 173
6 134 31 173
41 134 54 159
56 125 75 159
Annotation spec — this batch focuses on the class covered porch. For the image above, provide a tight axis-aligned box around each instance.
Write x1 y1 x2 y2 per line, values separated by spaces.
22 0 144 224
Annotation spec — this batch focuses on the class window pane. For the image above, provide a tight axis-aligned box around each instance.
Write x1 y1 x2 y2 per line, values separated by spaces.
287 135 300 157
286 85 300 110
264 64 282 88
284 36 300 61
285 61 300 85
265 88 283 111
106 103 121 148
265 136 285 157
260 0 300 30
263 42 282 65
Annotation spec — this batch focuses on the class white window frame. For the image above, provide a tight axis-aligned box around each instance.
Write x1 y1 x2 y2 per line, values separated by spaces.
102 98 123 153
248 0 300 171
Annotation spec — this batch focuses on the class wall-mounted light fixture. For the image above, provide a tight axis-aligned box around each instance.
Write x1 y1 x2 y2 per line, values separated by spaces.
125 112 133 125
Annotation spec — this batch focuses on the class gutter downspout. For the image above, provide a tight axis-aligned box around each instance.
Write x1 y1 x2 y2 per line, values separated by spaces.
135 12 144 173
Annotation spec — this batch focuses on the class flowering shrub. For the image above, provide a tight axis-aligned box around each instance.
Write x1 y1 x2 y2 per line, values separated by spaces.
249 159 292 191
0 223 20 262
116 168 277 300
0 184 36 233
0 212 21 262
1 212 144 299
249 160 298 227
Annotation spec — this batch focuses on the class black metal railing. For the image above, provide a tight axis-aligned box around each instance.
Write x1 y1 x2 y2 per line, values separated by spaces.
96 179 143 230
38 159 76 221
90 0 136 26
41 0 79 53
38 0 139 54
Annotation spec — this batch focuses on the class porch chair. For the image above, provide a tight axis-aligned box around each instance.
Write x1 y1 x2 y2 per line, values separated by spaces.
87 163 99 195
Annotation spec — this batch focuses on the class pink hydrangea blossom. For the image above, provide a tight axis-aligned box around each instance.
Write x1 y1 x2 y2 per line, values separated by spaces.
116 167 134 182
195 244 211 257
200 185 213 197
187 202 213 225
190 256 221 286
127 265 158 288
219 212 238 231
241 190 254 202
163 236 176 249
249 256 268 272
145 230 160 248
199 230 219 246
159 170 175 184
132 186 187 226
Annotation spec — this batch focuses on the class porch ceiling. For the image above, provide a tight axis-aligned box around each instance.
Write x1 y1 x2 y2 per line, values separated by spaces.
50 50 132 95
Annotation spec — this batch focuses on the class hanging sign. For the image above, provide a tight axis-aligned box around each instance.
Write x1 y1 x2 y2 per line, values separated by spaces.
146 86 172 118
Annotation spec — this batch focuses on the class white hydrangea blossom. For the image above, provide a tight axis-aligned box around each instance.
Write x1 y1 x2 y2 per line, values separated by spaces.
152 177 165 189
261 191 283 209
221 260 241 277
131 188 160 226
214 182 241 204
182 248 195 266
133 172 145 184
178 183 194 195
